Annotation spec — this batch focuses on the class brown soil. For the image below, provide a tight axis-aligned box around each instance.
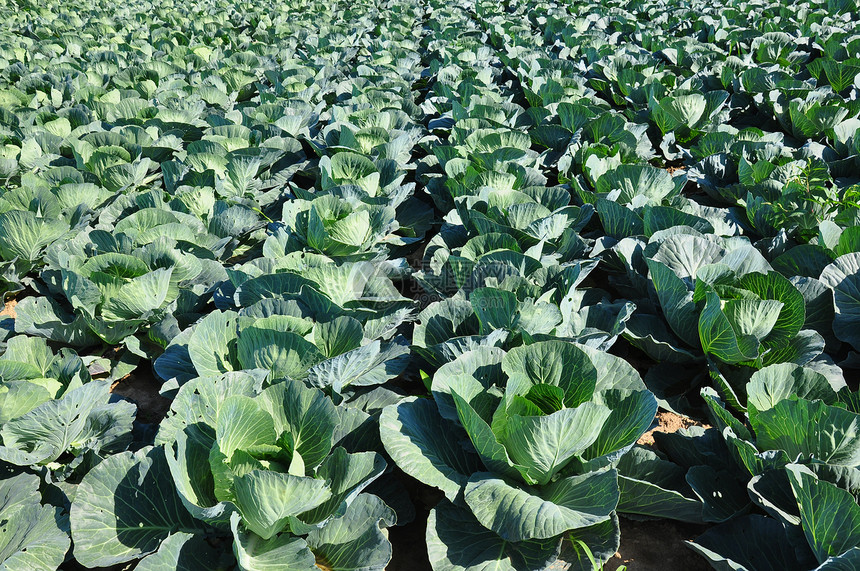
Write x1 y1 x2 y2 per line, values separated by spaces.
387 521 430 571
0 299 16 319
109 369 171 424
605 518 709 570
637 411 708 447
387 474 440 571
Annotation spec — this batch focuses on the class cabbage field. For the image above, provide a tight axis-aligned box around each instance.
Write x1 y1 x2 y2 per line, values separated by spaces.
2 0 860 568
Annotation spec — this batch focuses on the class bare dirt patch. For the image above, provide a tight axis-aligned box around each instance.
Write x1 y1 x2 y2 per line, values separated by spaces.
0 299 16 319
605 517 710 570
637 411 708 447
110 369 171 424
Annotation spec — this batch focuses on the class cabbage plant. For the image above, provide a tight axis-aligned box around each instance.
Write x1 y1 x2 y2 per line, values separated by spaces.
70 374 394 570
381 340 656 570
621 362 860 569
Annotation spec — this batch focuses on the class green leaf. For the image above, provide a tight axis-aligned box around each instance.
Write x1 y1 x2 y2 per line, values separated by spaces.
747 363 838 416
836 227 860 258
452 391 524 482
645 258 699 347
379 398 482 502
738 156 777 186
0 211 67 262
701 387 750 439
14 296 98 347
820 253 860 351
155 372 262 527
324 152 380 195
0 381 52 424
431 346 505 422
723 298 784 343
215 395 276 461
595 165 675 205
296 448 386 528
661 93 708 128
165 429 235 528
821 59 860 92
101 268 174 321
0 381 114 466
233 470 331 540
564 514 621 571
581 389 657 464
753 399 860 466
595 198 644 239
60 270 102 314
464 470 618 541
70 446 207 568
306 494 394 571
746 469 802 528
687 514 807 571
230 513 315 571
525 384 565 414
314 317 363 358
698 293 763 364
258 379 337 471
737 272 805 349
501 403 611 485
686 465 750 523
791 276 838 350
234 273 317 308
237 326 323 379
558 103 596 132
426 500 562 571
306 340 409 394
773 245 834 279
817 549 860 570
502 341 598 408
760 330 826 368
187 310 239 378
470 288 518 334
642 206 714 237
580 343 647 393
616 447 704 523
787 465 860 564
134 532 225 571
0 473 70 571
157 371 263 449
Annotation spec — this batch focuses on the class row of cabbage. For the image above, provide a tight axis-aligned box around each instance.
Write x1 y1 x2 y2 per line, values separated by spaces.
396 0 860 567
1 0 432 568
1 0 860 569
461 0 860 568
